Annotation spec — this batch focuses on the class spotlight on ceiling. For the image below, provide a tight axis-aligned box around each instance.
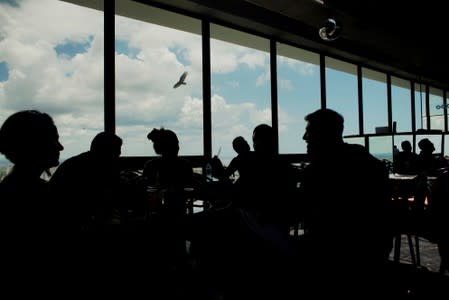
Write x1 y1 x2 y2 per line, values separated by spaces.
319 18 341 41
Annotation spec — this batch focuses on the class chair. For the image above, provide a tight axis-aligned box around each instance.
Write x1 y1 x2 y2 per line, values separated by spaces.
428 171 449 273
389 174 425 266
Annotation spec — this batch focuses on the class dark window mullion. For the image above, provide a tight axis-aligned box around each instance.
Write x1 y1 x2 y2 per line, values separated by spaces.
270 39 279 153
202 20 212 159
104 0 115 134
320 54 326 108
357 65 364 135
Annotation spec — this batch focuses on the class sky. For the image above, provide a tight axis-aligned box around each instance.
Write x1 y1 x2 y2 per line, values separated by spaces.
0 0 447 167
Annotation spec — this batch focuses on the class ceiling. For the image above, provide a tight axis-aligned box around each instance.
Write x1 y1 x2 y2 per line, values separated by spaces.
139 0 449 89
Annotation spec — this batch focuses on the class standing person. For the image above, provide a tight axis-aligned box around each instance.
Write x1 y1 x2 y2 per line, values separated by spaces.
298 108 393 296
0 110 64 231
50 131 123 231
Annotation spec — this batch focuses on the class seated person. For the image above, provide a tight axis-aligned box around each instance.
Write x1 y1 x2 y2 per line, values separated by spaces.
50 131 123 231
298 108 393 296
415 138 448 176
143 128 193 265
224 136 253 182
235 124 298 232
393 140 418 174
143 128 194 216
143 128 193 192
0 110 64 231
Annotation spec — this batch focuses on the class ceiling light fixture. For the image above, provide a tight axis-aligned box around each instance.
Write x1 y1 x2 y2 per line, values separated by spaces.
319 18 341 41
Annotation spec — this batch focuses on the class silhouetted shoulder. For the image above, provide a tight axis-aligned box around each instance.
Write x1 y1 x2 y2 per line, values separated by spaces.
343 143 383 166
50 152 90 183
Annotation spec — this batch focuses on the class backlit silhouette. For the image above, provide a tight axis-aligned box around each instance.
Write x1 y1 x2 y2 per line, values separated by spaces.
173 71 188 88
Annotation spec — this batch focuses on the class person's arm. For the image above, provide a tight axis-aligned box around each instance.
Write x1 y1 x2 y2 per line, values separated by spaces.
142 159 158 186
224 157 238 178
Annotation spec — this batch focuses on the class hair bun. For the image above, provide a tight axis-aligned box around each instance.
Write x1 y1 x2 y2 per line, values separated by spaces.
147 128 160 141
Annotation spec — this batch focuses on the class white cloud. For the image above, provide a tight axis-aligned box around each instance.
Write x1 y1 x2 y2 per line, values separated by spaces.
256 68 270 86
279 78 293 91
211 39 268 74
0 0 279 159
278 56 316 76
239 52 266 69
226 80 239 88
178 95 203 128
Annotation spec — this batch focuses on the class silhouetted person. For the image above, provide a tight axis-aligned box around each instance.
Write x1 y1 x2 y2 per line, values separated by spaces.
225 124 298 299
429 170 449 274
415 138 448 176
189 125 298 299
50 131 123 231
299 108 393 296
230 124 298 232
143 128 193 192
224 136 252 181
0 110 64 231
393 140 418 174
143 128 193 267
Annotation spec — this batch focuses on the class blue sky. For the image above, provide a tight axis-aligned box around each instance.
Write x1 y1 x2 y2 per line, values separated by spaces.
0 0 447 168
0 61 8 81
54 35 93 58
0 0 19 7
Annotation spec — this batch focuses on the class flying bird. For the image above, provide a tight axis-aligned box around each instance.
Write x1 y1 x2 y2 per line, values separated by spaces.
173 71 188 89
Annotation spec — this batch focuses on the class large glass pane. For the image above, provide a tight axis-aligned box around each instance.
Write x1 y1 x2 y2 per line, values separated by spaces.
391 77 412 132
115 1 203 156
362 68 388 134
429 87 444 131
210 24 271 166
344 137 365 146
444 134 449 158
369 136 393 162
0 0 104 171
415 83 426 130
277 43 320 154
326 57 359 136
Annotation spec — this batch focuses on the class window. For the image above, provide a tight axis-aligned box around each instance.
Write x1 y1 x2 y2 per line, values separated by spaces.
391 77 412 133
115 1 203 156
210 24 270 165
0 0 104 162
326 57 359 136
415 83 426 130
344 137 365 146
277 43 320 154
369 136 393 162
362 68 388 134
429 87 444 131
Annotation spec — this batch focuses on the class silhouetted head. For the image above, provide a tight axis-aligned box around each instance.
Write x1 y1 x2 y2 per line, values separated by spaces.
401 140 412 153
232 136 250 154
90 131 122 158
0 110 63 169
147 128 179 157
418 138 435 155
303 108 344 159
252 124 275 155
